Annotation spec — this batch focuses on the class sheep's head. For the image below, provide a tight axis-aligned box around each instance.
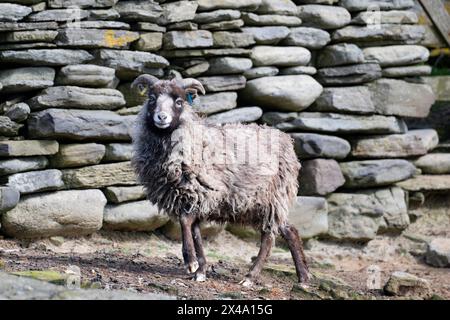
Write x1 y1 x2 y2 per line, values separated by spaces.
132 74 205 132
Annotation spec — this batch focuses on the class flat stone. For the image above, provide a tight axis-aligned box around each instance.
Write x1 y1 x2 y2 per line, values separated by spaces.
28 86 125 111
0 116 22 136
133 32 163 52
62 161 136 189
5 169 64 194
368 79 435 118
103 201 169 232
158 1 198 25
279 66 317 76
206 107 263 124
0 140 58 157
363 45 429 67
55 64 117 88
163 30 213 50
317 63 382 85
241 75 322 111
311 86 375 114
351 130 439 158
0 21 58 32
115 0 163 22
27 8 90 21
134 22 166 32
340 0 414 12
0 67 54 93
298 5 351 29
282 27 330 49
299 159 345 196
340 159 418 188
415 154 450 174
290 133 351 160
206 57 252 75
352 10 418 25
256 0 298 16
426 238 450 268
0 49 93 66
169 21 199 31
0 30 57 43
382 65 432 78
0 156 48 176
332 25 425 46
212 31 255 48
0 3 32 22
28 109 135 141
242 12 302 26
327 192 384 241
396 175 450 192
197 75 246 92
269 112 407 134
194 9 241 24
49 143 105 168
250 46 311 67
4 102 31 122
104 143 133 162
47 0 118 8
0 187 20 213
289 196 328 239
182 61 210 77
104 186 146 204
200 19 244 31
160 48 251 59
161 220 224 241
244 66 278 80
317 43 365 68
0 42 57 50
56 29 139 49
241 26 290 45
89 8 120 20
1 189 106 238
197 0 262 11
193 92 237 115
384 271 431 298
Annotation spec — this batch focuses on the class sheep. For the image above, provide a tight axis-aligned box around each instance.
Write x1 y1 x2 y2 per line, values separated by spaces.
131 74 309 285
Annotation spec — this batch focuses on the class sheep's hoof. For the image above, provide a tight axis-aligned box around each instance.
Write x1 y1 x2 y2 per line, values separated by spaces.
194 272 206 282
296 282 310 290
186 261 199 274
239 278 253 288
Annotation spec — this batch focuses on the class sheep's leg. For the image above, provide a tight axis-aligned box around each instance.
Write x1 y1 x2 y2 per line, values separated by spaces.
180 215 199 274
192 220 207 282
279 224 309 283
240 231 274 287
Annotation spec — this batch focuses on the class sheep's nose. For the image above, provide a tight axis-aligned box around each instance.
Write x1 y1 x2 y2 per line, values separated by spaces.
158 113 168 121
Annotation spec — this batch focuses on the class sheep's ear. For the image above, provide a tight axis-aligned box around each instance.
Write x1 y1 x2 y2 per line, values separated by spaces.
131 74 159 97
182 78 206 100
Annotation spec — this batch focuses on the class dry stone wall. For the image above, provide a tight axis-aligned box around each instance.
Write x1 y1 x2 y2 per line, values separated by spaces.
0 0 447 242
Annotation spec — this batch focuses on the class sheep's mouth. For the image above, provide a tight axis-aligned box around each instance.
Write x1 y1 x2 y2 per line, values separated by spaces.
154 121 171 129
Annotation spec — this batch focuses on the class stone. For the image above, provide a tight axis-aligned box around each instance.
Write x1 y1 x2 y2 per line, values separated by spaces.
396 175 450 192
104 143 133 162
0 140 58 157
27 8 90 21
289 197 328 239
422 76 450 102
290 133 351 160
193 92 237 115
197 75 246 92
242 13 302 26
103 201 169 232
206 57 252 75
159 1 198 25
4 102 31 122
297 5 351 29
115 0 163 22
89 8 120 20
63 22 130 31
160 48 251 59
206 107 263 124
282 27 330 49
197 0 262 11
47 0 117 8
270 112 407 134
279 66 317 76
241 75 323 111
104 186 146 204
0 49 93 66
340 0 414 12
244 66 278 80
384 272 431 298
134 22 166 32
332 25 425 46
256 0 298 16
5 169 64 194
161 220 224 241
28 109 135 141
317 63 382 85
133 32 163 52
426 238 450 268
327 193 384 241
382 65 432 78
352 10 418 25
212 31 255 48
299 159 345 196
363 45 429 67
163 30 213 50
317 43 365 68
311 86 375 114
49 143 105 168
1 189 106 238
62 161 136 188
55 64 117 88
0 21 58 32
28 86 125 111
0 3 32 22
194 9 241 24
368 79 435 118
200 19 244 31
351 130 440 159
0 67 55 93
0 30 57 43
0 187 20 213
340 159 418 188
0 156 48 176
241 26 290 45
0 116 22 136
415 154 450 174
56 29 139 49
181 61 209 77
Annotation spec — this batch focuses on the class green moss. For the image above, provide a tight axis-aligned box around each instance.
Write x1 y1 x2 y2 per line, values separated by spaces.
11 270 68 285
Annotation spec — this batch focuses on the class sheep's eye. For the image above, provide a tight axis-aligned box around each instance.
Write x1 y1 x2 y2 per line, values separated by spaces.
175 99 183 108
148 94 156 103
